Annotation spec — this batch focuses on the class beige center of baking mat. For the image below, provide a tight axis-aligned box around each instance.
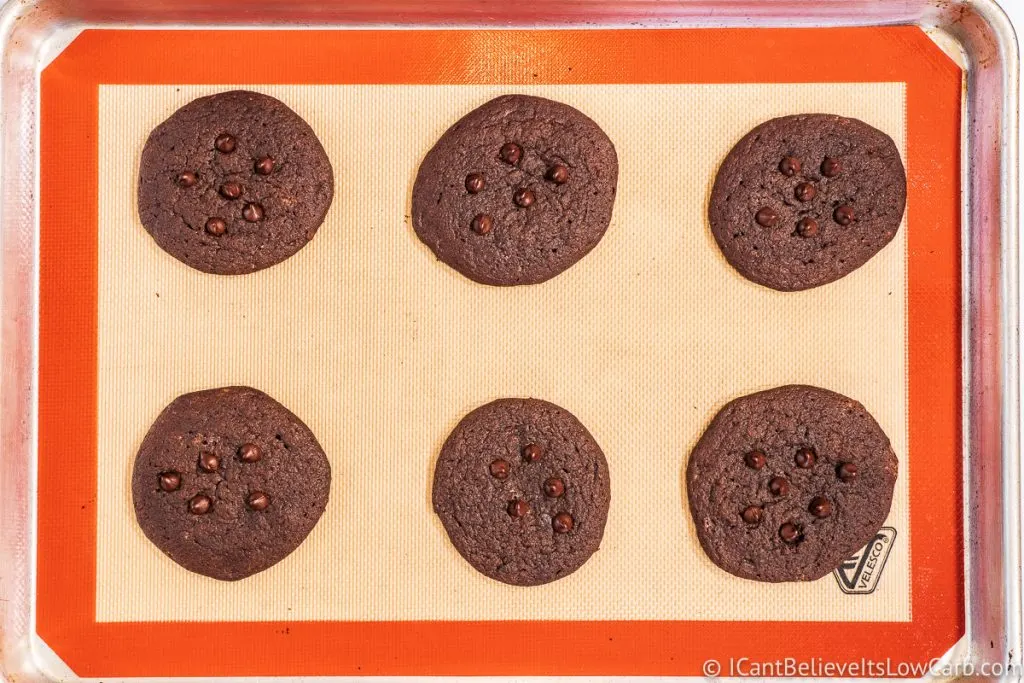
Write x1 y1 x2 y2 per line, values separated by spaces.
96 83 908 623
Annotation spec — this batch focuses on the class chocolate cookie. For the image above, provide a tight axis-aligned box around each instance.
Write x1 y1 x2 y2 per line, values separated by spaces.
138 90 334 275
412 95 618 286
432 398 611 585
709 114 906 291
132 386 331 580
686 385 897 582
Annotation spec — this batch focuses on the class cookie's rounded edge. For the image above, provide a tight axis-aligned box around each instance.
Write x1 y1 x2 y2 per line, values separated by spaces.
412 94 619 287
131 385 331 581
707 114 907 292
137 90 335 276
685 384 898 582
431 397 611 586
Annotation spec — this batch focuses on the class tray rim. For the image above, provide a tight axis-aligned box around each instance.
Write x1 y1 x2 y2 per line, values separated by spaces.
0 1 1018 680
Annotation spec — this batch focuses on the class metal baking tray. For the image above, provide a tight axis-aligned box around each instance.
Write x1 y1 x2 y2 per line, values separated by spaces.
0 0 1018 680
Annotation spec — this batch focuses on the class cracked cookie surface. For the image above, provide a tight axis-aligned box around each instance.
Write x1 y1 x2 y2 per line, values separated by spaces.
137 90 334 275
709 114 906 291
412 94 618 286
686 385 898 582
432 398 611 586
132 386 331 580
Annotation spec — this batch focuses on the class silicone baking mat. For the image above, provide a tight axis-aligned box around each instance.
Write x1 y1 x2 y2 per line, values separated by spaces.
37 28 962 677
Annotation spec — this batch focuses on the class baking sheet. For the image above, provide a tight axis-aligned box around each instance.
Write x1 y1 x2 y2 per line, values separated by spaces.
95 82 909 623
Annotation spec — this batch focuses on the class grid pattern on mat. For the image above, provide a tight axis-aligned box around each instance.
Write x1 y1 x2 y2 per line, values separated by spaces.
96 82 909 623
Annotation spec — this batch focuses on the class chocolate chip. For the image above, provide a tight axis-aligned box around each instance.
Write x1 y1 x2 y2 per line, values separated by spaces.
199 452 220 472
220 182 243 200
769 476 790 496
543 477 565 498
795 182 817 202
507 499 530 518
552 512 574 533
238 443 262 463
521 444 542 463
499 142 522 165
176 171 197 187
755 207 778 228
205 217 227 236
779 522 801 544
247 491 270 511
795 447 816 468
465 173 485 194
796 217 819 237
513 188 535 208
242 203 264 222
546 164 569 184
809 496 833 518
744 450 766 469
834 205 856 225
779 156 801 176
158 471 181 492
821 157 842 177
489 459 510 479
837 462 858 482
741 506 763 524
471 213 493 235
188 494 212 515
215 134 236 154
254 157 275 175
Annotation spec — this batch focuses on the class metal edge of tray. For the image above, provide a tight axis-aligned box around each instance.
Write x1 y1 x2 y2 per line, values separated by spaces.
947 4 1021 681
0 1 1018 681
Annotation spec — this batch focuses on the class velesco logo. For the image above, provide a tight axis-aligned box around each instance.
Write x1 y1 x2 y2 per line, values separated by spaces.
834 527 897 594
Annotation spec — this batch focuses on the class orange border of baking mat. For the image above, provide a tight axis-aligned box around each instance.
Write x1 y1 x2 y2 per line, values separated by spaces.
38 28 962 677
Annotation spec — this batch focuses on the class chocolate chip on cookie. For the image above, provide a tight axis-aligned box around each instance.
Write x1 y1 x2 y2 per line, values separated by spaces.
709 114 906 291
543 477 566 498
686 385 898 582
138 90 334 275
132 386 331 580
158 471 181 492
432 398 611 586
412 95 619 286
